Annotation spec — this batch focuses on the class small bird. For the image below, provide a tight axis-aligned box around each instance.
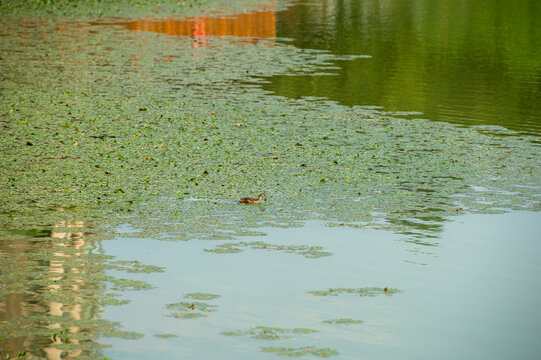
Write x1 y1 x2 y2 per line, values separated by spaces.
238 193 267 204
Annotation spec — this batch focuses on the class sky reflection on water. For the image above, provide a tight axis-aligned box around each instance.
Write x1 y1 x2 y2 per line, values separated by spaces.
101 211 541 359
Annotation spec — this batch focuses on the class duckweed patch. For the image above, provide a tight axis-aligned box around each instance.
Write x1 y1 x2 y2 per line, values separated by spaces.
204 245 244 254
102 330 145 340
1 17 539 245
184 292 220 300
106 277 155 291
221 326 318 340
154 333 178 338
261 346 339 357
0 0 291 19
109 260 165 273
0 315 143 356
221 330 244 337
308 287 402 297
166 301 217 319
204 241 332 258
102 297 131 306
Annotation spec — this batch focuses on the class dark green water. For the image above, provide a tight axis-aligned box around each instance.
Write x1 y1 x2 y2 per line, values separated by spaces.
266 0 541 135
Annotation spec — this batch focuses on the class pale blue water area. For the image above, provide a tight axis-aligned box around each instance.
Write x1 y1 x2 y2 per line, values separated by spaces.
101 211 541 359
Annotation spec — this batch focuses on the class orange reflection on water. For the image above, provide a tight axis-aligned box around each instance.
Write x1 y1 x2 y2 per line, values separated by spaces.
110 10 277 47
0 220 90 359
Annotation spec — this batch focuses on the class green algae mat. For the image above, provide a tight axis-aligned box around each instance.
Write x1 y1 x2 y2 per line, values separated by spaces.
0 0 288 19
0 17 538 238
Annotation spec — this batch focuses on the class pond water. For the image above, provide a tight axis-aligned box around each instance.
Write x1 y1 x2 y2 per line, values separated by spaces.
0 0 540 359
102 211 541 360
267 0 541 136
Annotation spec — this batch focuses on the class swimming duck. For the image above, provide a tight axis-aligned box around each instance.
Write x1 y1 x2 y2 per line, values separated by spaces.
238 193 267 204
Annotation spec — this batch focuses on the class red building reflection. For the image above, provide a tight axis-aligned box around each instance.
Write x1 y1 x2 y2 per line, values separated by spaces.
107 9 277 47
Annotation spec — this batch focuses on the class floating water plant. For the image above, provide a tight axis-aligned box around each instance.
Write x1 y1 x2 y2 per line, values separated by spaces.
166 301 217 312
154 333 178 338
101 297 131 306
110 260 165 273
322 318 363 325
166 301 217 319
184 292 221 300
1 16 539 244
102 330 144 340
0 0 292 20
204 241 332 258
260 346 339 357
107 277 155 291
204 244 244 254
52 328 71 343
308 287 402 297
221 326 318 340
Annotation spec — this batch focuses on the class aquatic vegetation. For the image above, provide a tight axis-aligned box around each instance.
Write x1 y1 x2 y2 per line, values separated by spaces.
221 326 318 340
204 241 332 258
0 228 155 358
322 318 363 325
0 16 539 244
166 301 217 312
154 333 178 338
165 292 220 318
261 345 339 357
166 301 217 319
0 311 143 357
1 350 27 359
184 292 220 300
308 287 402 297
52 328 72 343
0 0 291 19
172 312 206 319
204 245 244 254
109 260 165 273
102 330 144 340
106 277 155 291
101 297 131 306
220 326 334 358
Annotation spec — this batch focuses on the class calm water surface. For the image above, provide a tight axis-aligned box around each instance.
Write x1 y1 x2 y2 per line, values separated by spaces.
101 212 541 359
